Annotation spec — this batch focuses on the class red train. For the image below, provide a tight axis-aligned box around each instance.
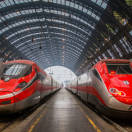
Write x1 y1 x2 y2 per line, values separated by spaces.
68 59 132 118
0 60 60 113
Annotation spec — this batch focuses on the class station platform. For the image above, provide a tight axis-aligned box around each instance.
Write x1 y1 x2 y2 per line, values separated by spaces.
24 88 117 132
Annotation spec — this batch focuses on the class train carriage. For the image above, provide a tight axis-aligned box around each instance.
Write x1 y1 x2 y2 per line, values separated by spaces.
0 60 60 113
68 59 132 118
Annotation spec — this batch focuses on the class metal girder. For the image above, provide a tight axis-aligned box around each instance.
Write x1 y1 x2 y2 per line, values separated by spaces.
23 43 79 61
8 27 86 43
0 12 94 30
28 51 78 66
13 33 85 49
0 1 100 22
76 24 131 72
39 53 78 65
0 37 26 61
19 44 82 60
116 41 128 56
13 35 85 50
8 28 86 45
32 53 78 67
66 0 104 14
0 0 115 73
0 3 97 28
0 12 94 36
15 38 83 53
20 40 81 58
4 21 88 38
18 44 82 60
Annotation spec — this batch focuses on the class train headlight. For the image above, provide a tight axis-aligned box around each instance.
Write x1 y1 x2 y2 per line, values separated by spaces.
14 81 27 92
109 88 126 96
109 88 118 93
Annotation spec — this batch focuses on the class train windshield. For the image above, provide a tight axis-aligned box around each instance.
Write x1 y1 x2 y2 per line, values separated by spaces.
2 63 30 77
106 63 132 74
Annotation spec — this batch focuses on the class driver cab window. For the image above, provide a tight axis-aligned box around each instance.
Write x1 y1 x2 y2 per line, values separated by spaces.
3 64 27 76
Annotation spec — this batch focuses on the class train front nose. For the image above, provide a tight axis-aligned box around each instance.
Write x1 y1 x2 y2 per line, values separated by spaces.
0 91 15 113
105 75 132 111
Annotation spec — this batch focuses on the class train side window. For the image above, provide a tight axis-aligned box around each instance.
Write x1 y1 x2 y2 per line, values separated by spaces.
92 69 101 81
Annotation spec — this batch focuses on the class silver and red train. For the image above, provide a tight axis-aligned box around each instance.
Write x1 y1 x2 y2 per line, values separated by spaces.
68 59 132 118
0 60 60 113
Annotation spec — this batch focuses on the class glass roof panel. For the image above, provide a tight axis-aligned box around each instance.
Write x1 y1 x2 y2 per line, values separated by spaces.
0 0 102 20
0 0 110 71
91 0 108 9
7 26 41 39
0 18 91 36
1 8 96 29
0 1 7 8
11 34 85 49
15 37 84 51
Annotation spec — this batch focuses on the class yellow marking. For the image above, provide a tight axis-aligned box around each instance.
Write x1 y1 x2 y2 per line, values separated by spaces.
28 108 47 132
71 92 101 132
86 116 101 132
79 103 101 132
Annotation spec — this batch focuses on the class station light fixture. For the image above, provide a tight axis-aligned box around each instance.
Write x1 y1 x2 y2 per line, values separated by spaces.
62 39 65 42
62 46 65 49
27 28 30 31
104 38 109 41
16 11 20 14
62 28 66 31
96 48 100 52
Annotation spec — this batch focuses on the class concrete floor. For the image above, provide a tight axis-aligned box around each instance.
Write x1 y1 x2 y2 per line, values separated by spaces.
2 88 124 132
25 88 118 132
31 89 95 132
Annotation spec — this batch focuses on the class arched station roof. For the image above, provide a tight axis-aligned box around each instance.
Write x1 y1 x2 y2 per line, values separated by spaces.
0 0 131 75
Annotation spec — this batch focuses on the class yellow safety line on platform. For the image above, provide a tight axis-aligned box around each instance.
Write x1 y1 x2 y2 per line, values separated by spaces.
70 92 102 132
79 105 101 132
28 108 47 132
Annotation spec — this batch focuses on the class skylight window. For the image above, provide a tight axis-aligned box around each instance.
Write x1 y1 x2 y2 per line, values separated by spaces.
113 44 123 57
129 30 132 36
102 53 107 59
91 0 108 9
1 8 97 28
120 39 129 54
107 49 115 59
